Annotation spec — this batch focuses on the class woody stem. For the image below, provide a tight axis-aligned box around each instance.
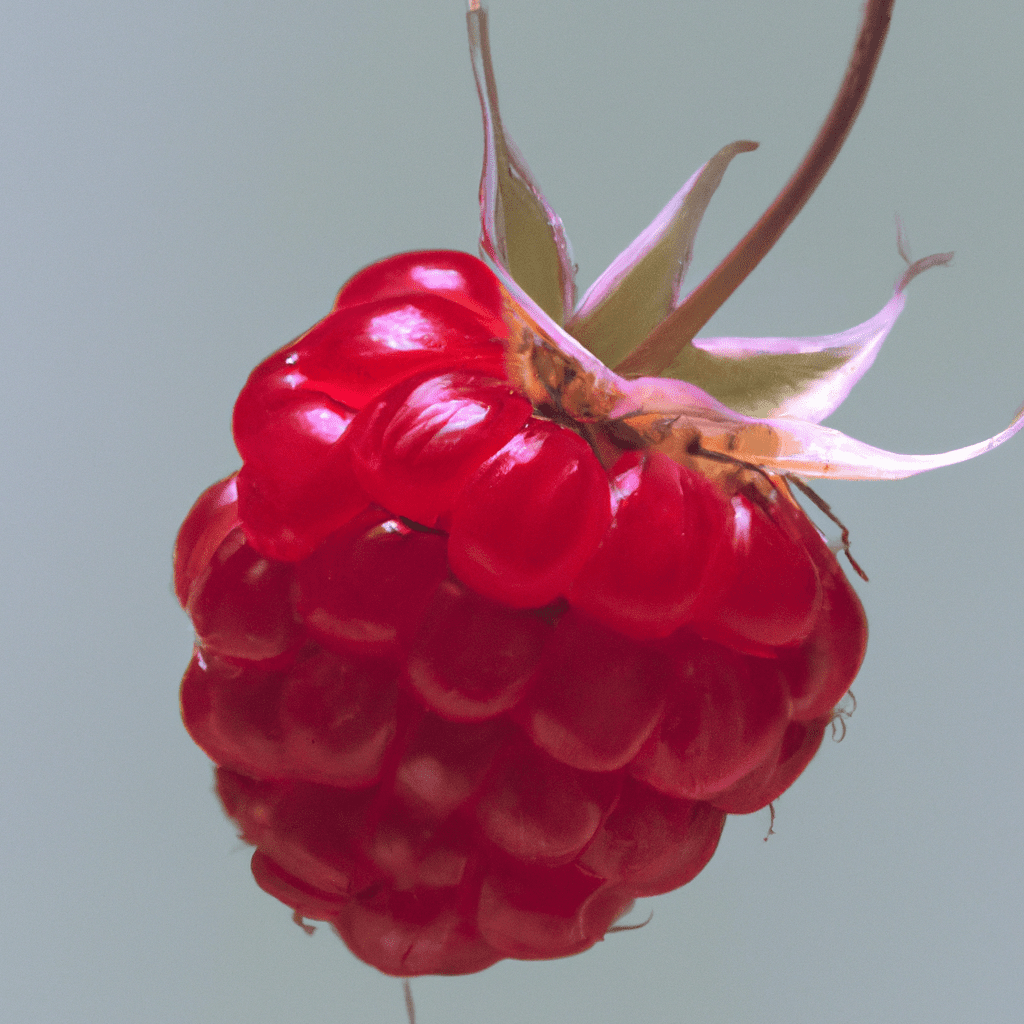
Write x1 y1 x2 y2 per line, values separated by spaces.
615 0 896 378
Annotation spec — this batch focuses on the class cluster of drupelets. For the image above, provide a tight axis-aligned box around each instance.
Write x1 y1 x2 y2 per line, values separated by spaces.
175 251 866 976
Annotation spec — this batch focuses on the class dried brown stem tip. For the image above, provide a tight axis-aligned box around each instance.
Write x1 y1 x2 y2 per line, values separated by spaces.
403 980 416 1024
616 0 896 378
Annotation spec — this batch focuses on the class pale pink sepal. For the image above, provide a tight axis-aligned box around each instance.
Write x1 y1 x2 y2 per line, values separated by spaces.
468 8 577 326
610 374 1024 481
565 141 757 369
753 408 1024 480
689 252 953 423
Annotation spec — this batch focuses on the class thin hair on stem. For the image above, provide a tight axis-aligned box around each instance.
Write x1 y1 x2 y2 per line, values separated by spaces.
607 910 655 934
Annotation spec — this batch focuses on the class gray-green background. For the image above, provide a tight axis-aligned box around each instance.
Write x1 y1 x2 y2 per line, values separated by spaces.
3 1 1022 1021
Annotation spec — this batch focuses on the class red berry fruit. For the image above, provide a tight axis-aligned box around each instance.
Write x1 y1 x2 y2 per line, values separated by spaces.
566 451 730 640
175 2 1023 980
332 248 509 341
447 418 613 608
173 474 240 609
345 371 532 529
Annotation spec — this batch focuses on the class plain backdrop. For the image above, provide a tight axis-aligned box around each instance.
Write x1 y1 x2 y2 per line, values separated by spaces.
2 1 1023 1022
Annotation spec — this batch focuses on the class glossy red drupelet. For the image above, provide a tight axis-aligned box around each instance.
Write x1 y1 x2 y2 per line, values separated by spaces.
175 250 866 977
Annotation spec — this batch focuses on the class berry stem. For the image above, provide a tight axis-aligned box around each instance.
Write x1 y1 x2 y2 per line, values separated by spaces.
615 0 896 378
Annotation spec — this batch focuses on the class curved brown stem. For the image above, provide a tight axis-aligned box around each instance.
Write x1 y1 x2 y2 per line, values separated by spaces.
615 0 896 378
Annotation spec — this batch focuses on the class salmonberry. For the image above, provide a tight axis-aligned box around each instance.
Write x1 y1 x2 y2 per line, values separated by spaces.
175 1 1022 979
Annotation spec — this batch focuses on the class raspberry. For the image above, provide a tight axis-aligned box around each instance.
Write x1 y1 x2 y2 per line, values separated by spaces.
566 450 730 640
345 371 533 529
175 1 1023 980
447 418 613 608
294 509 449 658
172 249 864 976
186 528 302 664
405 579 552 722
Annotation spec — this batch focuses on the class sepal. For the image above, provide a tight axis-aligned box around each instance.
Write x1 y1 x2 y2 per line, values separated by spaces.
612 375 1024 481
469 6 576 326
567 141 757 369
665 252 953 422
